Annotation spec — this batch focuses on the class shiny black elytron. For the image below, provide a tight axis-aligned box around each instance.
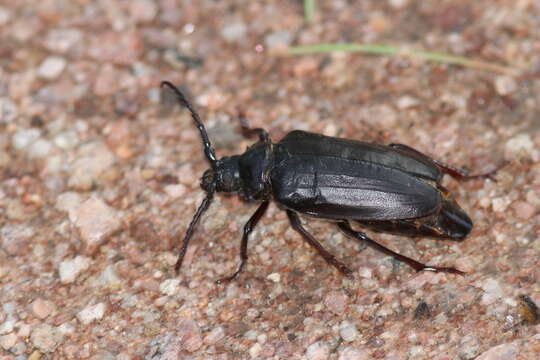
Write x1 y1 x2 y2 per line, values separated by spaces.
161 81 497 282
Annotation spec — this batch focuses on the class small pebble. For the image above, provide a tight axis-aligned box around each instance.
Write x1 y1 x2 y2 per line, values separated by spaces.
511 201 536 220
339 321 359 342
396 95 419 109
264 30 293 51
0 6 11 25
221 21 247 43
58 255 91 284
55 192 84 221
12 128 41 150
37 56 66 80
306 341 330 360
494 76 518 95
72 197 122 253
475 342 519 360
0 98 18 123
160 278 181 296
68 141 116 190
492 196 511 213
0 223 34 255
44 28 83 53
53 130 79 149
128 0 158 23
324 291 348 314
505 133 534 160
480 278 503 305
249 342 262 358
266 273 281 283
204 326 225 345
0 332 17 350
28 138 53 158
98 265 122 289
177 319 202 352
77 303 107 325
164 184 186 198
0 319 15 334
31 298 54 319
30 324 63 353
338 347 370 360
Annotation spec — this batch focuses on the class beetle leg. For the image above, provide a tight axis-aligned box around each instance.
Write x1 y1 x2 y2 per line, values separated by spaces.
337 221 465 275
286 210 354 277
217 201 270 284
389 143 502 182
237 107 270 144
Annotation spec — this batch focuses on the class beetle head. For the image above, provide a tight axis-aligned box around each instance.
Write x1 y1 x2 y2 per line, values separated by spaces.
202 156 242 193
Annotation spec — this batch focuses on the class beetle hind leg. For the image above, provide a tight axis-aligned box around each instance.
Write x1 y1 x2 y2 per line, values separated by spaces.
337 221 465 275
286 210 354 277
216 201 269 284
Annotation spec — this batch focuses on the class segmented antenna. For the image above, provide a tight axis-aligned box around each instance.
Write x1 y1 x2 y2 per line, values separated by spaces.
160 81 217 167
175 192 214 272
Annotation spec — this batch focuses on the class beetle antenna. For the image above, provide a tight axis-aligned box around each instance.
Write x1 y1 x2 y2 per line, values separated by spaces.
175 192 214 273
160 81 218 167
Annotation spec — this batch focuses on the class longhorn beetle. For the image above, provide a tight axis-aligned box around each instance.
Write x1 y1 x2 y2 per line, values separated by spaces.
161 81 499 282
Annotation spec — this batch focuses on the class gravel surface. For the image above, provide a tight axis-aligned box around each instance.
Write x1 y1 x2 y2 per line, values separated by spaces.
1 1 539 359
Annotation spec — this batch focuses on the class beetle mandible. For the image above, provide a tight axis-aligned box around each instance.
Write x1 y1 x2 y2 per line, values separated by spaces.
161 81 499 282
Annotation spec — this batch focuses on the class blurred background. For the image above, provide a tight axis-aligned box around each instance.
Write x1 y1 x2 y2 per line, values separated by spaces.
0 1 538 359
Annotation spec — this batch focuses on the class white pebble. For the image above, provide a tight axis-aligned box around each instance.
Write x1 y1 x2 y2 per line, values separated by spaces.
37 56 67 80
264 30 293 50
494 76 518 95
59 255 91 283
28 138 53 158
267 272 281 283
53 130 79 149
160 278 181 296
306 341 330 360
339 321 359 342
0 6 11 26
222 22 247 43
0 319 15 335
77 303 107 325
55 192 84 221
480 278 503 305
12 128 41 150
505 133 534 160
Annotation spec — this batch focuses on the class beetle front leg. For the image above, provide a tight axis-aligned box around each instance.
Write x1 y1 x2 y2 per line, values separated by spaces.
389 143 502 181
286 210 354 278
337 221 465 275
216 201 269 284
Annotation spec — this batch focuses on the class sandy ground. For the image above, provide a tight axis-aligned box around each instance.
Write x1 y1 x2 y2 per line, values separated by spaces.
0 1 539 359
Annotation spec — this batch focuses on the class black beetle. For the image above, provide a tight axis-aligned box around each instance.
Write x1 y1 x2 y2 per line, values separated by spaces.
161 81 499 282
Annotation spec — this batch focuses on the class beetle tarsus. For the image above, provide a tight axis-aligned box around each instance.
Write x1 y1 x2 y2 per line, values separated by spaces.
337 221 463 275
287 210 354 277
216 201 270 284
420 266 465 275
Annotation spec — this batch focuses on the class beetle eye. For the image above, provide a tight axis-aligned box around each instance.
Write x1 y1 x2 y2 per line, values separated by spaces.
201 169 216 193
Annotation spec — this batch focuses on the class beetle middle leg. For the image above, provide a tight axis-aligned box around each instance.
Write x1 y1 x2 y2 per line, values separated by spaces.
286 210 354 277
216 201 270 284
337 221 465 275
389 143 501 181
